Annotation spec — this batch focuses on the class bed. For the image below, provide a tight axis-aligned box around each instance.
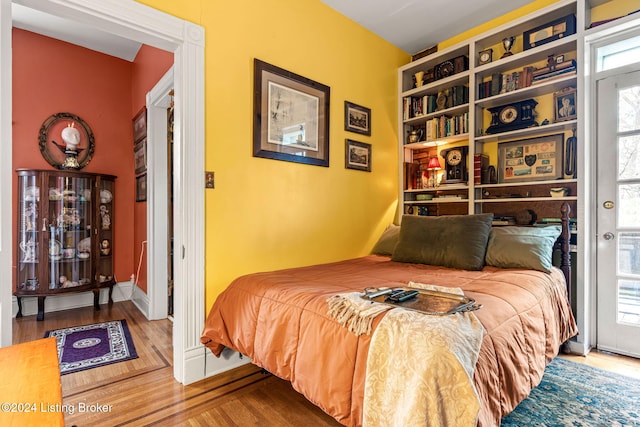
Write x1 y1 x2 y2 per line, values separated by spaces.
201 207 577 426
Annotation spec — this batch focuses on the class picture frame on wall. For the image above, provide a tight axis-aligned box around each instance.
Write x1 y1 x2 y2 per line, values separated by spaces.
133 138 147 175
553 87 577 122
132 107 147 143
498 134 564 183
345 139 371 172
253 58 330 167
135 173 147 202
344 101 371 136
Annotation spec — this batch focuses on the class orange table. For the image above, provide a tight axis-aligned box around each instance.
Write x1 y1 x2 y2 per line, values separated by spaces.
0 337 64 426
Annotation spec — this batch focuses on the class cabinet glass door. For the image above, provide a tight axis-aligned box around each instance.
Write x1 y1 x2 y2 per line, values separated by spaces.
17 173 41 292
97 177 114 283
47 174 93 290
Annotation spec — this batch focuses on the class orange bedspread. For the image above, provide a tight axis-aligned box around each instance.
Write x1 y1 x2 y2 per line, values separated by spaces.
201 255 577 426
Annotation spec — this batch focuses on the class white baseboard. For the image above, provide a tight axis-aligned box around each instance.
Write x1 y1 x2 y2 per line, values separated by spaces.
12 280 134 318
178 345 249 385
204 347 251 378
130 284 150 320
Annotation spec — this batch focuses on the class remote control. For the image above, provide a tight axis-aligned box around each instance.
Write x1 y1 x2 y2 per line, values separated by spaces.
386 289 419 302
366 288 393 298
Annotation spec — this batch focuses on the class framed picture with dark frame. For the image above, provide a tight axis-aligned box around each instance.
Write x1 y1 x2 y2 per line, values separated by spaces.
345 139 371 172
133 107 147 143
135 173 147 202
554 87 577 122
344 101 371 136
133 138 147 175
498 134 564 183
253 58 330 167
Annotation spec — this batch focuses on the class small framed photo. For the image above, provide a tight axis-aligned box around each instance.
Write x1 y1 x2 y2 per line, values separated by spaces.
554 87 577 122
135 173 147 202
344 101 371 136
345 139 371 172
133 107 147 143
133 138 147 175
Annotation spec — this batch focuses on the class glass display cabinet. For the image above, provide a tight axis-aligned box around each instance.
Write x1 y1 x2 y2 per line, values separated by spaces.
15 169 116 320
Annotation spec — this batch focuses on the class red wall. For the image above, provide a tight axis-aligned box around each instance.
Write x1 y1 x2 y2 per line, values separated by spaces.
12 29 173 295
130 45 175 293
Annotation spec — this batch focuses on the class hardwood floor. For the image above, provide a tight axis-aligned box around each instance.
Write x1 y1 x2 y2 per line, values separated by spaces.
12 301 640 426
12 301 340 426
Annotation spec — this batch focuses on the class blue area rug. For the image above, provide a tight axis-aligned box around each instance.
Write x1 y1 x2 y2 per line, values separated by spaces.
44 319 138 375
502 357 640 426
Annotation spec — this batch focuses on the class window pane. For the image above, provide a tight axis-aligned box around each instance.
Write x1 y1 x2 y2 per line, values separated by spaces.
619 232 640 275
598 34 640 72
618 279 640 325
619 135 640 179
619 184 640 227
618 86 640 132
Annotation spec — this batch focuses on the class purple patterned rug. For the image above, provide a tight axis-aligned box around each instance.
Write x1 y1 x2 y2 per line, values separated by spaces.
44 319 138 375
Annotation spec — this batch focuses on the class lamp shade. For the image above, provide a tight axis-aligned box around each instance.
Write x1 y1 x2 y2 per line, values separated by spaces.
427 156 441 170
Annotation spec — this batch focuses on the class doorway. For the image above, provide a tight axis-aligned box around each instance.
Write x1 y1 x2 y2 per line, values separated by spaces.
0 0 206 384
595 37 640 358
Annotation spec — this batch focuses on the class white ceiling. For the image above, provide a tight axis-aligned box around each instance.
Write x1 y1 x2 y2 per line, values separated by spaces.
12 0 542 60
320 0 537 54
11 3 142 61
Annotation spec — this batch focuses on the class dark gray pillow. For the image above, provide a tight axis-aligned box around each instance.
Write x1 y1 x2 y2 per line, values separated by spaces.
485 225 561 273
371 224 400 256
391 214 493 270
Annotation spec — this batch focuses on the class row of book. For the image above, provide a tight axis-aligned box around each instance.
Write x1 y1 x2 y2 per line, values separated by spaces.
477 59 577 99
424 112 469 141
403 85 469 120
478 68 534 99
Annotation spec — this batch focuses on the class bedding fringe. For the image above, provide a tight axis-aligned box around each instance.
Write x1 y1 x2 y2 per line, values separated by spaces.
327 293 392 336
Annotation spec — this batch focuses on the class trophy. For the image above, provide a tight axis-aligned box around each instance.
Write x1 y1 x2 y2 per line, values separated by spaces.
501 36 515 58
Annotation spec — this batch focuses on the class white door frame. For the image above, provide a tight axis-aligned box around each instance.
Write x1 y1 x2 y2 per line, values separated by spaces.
146 68 173 321
0 0 206 384
0 0 13 348
585 13 640 356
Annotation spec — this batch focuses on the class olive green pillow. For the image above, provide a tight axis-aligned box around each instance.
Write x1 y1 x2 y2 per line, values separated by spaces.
391 214 494 270
485 225 561 273
371 224 400 256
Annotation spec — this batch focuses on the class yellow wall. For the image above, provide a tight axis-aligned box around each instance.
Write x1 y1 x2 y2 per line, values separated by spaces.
136 0 409 307
591 0 640 23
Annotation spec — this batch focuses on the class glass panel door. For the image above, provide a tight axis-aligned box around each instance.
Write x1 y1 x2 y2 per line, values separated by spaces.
596 69 640 357
47 174 93 290
16 173 41 292
97 177 114 284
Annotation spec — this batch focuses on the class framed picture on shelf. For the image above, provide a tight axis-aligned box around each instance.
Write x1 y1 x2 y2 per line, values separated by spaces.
554 88 577 122
498 134 564 183
344 101 371 136
345 139 371 172
253 58 330 167
133 138 147 175
135 174 147 202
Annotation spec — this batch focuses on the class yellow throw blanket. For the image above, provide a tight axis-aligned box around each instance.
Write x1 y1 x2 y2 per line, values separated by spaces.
363 282 485 427
327 292 393 336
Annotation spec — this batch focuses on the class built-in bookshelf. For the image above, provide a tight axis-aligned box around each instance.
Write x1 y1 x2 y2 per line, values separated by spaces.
398 0 581 223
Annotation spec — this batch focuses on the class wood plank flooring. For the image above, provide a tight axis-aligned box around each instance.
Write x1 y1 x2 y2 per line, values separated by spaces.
12 301 640 426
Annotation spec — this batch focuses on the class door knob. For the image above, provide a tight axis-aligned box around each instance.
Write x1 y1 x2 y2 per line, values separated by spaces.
603 232 614 240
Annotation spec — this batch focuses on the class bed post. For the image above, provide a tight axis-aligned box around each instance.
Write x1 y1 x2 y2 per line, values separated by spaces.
559 202 571 304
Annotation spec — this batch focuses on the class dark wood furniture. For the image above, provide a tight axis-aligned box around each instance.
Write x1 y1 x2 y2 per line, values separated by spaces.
15 169 116 320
